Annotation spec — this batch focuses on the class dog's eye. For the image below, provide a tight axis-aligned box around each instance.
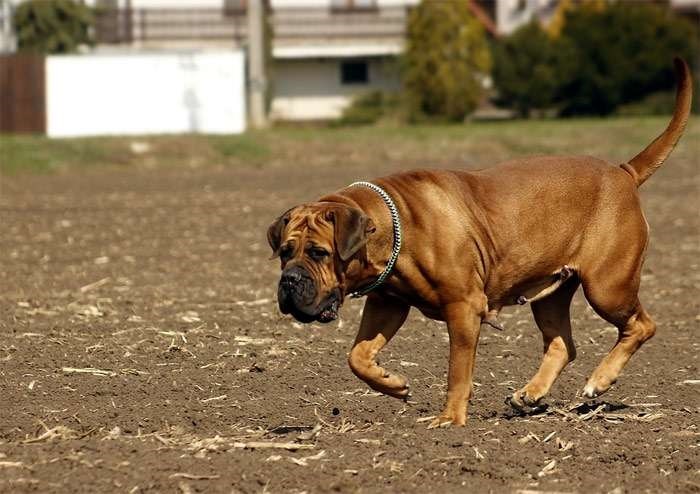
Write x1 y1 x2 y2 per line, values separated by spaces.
279 245 294 261
308 247 329 261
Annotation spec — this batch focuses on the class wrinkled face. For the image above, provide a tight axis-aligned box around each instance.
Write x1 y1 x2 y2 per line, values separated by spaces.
267 203 373 324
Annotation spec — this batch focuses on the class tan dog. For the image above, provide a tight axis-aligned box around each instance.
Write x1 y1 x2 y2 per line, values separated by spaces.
267 59 692 427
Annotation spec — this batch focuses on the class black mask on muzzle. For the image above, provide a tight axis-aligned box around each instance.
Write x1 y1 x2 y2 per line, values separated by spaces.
277 266 341 323
278 266 318 322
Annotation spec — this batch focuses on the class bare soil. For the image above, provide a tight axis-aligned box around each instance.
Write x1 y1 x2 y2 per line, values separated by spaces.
1 124 698 493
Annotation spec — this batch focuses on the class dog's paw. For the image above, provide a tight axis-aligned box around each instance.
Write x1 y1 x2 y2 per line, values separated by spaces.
427 409 467 429
372 372 411 400
582 375 616 399
427 416 454 429
581 385 598 399
507 389 546 415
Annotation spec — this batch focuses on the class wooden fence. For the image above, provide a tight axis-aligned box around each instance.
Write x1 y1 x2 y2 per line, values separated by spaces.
0 54 45 134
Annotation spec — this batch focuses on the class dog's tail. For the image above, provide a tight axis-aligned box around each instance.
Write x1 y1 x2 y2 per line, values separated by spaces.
621 58 693 187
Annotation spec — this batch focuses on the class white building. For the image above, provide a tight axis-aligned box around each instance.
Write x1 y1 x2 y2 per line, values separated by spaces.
269 0 419 120
494 0 556 35
3 0 696 123
0 0 16 52
0 0 557 121
84 0 424 121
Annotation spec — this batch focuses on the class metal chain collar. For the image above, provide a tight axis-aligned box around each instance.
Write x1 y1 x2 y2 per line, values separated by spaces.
347 181 402 298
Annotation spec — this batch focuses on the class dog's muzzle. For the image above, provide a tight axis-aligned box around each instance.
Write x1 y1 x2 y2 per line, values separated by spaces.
278 266 341 324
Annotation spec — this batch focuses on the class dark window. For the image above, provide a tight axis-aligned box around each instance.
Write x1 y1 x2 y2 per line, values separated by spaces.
224 0 247 15
341 61 369 85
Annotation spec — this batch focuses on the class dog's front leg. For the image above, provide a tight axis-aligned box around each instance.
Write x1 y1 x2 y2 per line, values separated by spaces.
348 294 410 399
430 301 482 428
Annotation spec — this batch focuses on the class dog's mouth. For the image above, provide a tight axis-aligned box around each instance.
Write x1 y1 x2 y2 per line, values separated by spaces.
316 293 340 323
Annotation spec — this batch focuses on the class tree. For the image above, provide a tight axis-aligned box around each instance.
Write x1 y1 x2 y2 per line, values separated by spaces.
403 0 492 122
557 3 698 116
492 22 573 117
490 3 698 117
13 0 93 55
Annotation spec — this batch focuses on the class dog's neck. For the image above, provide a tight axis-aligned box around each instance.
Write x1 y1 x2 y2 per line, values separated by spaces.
319 190 397 297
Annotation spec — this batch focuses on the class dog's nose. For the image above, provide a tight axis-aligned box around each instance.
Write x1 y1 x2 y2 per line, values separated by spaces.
281 269 303 287
279 266 316 309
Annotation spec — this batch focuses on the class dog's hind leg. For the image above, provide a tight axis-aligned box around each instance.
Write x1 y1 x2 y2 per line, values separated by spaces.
348 294 411 400
581 281 656 399
579 242 656 398
509 277 579 412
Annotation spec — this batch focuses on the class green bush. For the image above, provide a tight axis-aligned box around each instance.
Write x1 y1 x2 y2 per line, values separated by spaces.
338 91 402 126
402 0 492 122
339 91 384 125
13 0 93 54
617 91 681 116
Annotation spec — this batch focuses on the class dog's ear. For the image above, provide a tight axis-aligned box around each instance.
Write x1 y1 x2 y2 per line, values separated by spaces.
330 206 375 261
267 208 294 259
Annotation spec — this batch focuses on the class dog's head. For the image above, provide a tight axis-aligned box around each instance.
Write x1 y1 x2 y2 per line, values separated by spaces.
267 203 375 323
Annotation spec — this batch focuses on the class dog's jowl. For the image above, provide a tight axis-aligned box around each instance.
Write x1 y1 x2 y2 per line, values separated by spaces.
267 59 693 428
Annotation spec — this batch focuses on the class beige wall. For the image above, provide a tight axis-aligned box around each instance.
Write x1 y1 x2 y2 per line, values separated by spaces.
270 57 399 120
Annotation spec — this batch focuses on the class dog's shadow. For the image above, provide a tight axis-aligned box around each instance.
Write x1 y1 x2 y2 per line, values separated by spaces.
502 399 629 420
